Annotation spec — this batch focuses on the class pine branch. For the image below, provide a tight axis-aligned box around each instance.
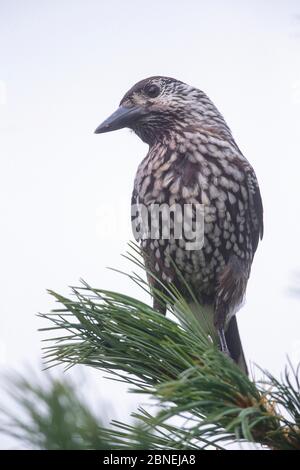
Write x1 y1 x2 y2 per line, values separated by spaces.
33 244 300 450
2 244 299 450
0 374 221 450
0 375 111 450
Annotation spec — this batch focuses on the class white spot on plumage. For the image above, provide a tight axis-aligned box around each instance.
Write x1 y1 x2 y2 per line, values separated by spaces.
228 192 236 204
197 172 208 189
209 185 219 199
201 191 210 205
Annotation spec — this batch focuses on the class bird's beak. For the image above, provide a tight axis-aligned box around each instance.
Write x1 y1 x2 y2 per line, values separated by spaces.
94 105 145 134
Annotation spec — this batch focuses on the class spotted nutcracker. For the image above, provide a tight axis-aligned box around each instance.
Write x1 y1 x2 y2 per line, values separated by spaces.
95 76 263 374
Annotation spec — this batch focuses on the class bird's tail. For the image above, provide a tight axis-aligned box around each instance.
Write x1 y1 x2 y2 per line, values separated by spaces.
225 316 248 375
182 302 248 375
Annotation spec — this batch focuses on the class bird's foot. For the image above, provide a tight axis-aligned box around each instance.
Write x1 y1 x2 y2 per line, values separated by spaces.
217 328 231 358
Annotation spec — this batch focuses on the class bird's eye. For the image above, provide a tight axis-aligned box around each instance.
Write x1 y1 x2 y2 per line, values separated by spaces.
144 84 160 98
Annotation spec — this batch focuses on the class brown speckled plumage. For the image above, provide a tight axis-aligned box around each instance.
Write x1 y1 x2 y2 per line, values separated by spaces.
95 76 264 374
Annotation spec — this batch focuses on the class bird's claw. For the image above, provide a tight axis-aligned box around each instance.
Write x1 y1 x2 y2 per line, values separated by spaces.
217 328 231 358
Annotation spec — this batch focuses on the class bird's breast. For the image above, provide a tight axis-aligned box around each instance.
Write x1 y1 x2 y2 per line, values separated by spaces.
132 139 255 301
135 144 245 208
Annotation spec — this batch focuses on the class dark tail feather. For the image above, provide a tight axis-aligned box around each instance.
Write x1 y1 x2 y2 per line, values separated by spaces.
225 316 248 375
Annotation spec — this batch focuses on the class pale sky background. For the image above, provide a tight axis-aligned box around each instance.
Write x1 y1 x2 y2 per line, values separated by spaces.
0 0 300 448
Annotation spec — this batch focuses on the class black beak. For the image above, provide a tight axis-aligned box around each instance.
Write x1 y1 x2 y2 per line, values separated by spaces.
94 105 145 134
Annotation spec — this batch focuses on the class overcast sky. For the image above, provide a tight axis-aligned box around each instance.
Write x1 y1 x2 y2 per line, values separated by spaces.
1 0 300 448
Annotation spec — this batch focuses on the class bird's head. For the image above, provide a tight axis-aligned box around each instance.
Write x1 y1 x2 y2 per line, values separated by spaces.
94 76 223 145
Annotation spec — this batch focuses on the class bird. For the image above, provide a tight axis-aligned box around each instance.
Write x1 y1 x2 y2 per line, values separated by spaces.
94 76 263 374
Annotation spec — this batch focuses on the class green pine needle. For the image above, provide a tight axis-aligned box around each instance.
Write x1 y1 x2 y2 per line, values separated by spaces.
1 243 299 450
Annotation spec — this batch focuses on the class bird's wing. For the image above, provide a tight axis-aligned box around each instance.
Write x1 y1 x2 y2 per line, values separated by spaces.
246 170 264 254
221 155 263 258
